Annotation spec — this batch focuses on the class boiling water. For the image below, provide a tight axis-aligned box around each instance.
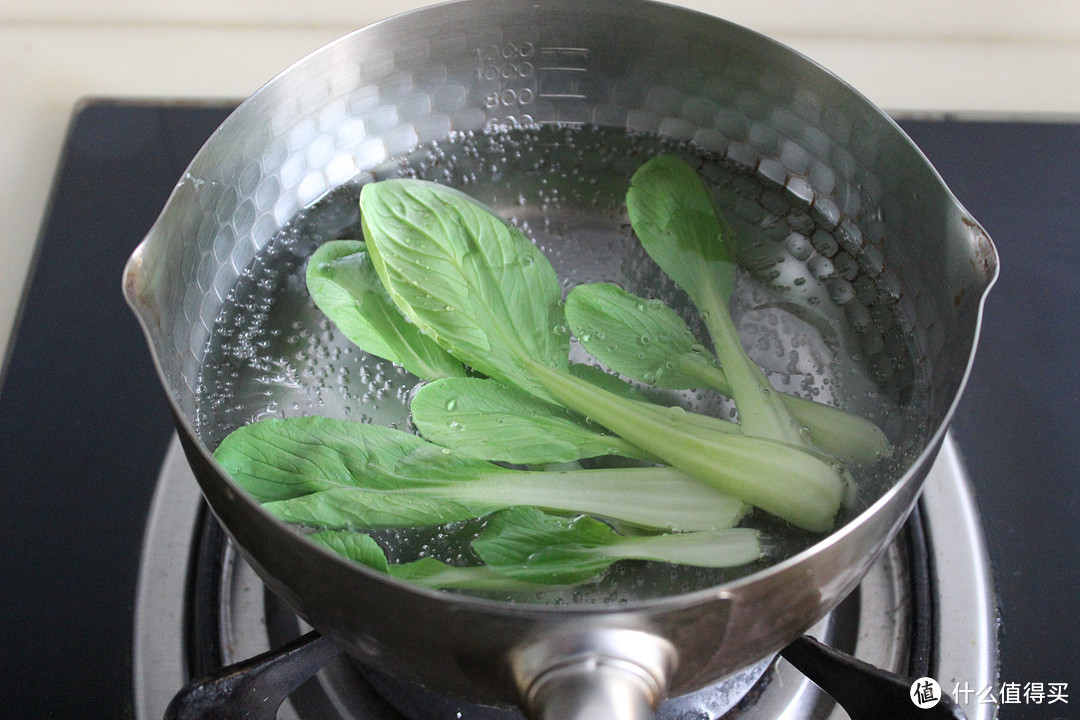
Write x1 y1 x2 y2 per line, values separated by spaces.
196 124 928 603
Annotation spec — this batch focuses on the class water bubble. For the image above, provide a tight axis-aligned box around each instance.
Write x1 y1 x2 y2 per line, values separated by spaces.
664 405 687 422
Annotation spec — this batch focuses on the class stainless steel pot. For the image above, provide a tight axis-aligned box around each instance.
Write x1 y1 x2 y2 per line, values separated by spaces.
122 2 998 718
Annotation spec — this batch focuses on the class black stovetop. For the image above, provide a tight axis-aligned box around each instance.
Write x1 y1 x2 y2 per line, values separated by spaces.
0 100 1076 719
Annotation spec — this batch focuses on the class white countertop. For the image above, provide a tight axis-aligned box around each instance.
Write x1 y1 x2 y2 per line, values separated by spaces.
3 0 1080 362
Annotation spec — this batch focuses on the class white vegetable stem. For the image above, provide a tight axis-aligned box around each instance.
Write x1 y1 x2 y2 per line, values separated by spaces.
527 361 846 533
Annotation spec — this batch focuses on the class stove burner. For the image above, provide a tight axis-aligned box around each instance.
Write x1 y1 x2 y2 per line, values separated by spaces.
134 434 997 720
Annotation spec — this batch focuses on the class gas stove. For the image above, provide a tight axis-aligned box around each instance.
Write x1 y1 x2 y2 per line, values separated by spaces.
1 100 1077 720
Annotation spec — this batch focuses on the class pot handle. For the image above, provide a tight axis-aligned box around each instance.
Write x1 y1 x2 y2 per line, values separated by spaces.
512 629 676 720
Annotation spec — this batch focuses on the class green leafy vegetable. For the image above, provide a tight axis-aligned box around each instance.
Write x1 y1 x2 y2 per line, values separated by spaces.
360 182 568 401
308 528 389 571
216 153 895 589
626 155 805 446
361 178 846 532
565 282 723 390
565 282 889 463
473 507 763 585
525 363 845 532
306 239 467 380
307 240 637 466
410 376 652 464
214 416 749 532
308 529 549 591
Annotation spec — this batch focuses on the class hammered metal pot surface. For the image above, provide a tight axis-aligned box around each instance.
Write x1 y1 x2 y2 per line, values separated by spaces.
123 0 997 715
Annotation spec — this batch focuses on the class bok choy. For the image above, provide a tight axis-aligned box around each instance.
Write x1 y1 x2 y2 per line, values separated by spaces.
409 376 654 464
307 507 762 590
360 179 847 532
212 152 894 590
213 416 749 532
563 282 890 464
308 529 553 591
472 507 763 585
306 239 466 380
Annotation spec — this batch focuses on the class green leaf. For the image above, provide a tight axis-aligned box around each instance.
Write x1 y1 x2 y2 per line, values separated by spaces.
308 528 390 572
475 508 615 585
627 155 805 445
360 180 568 400
308 529 543 591
567 363 648 400
306 240 467 380
473 507 762 585
219 416 749 532
212 416 485 502
565 283 723 389
625 155 735 306
410 377 651 464
567 284 889 464
265 488 489 529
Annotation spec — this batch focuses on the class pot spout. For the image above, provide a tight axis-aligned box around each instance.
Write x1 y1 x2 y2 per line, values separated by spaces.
122 239 157 336
121 231 198 431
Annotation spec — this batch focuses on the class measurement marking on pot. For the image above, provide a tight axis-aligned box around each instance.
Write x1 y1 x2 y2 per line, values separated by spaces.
537 47 590 71
538 46 590 54
536 47 590 100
